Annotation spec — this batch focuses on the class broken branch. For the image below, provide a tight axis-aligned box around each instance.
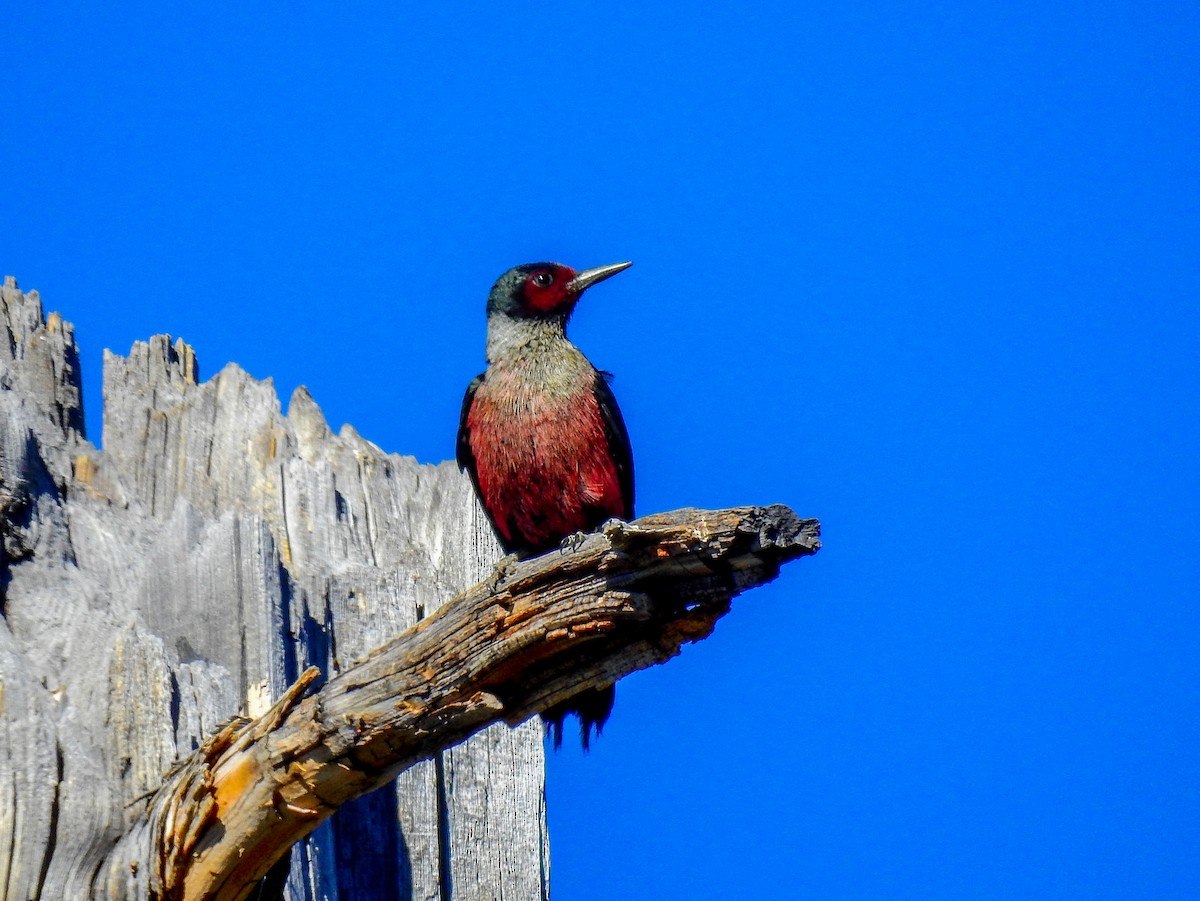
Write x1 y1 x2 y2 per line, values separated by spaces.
128 504 819 900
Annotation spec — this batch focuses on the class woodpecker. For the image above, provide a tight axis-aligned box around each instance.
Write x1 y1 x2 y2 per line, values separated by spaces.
457 261 634 749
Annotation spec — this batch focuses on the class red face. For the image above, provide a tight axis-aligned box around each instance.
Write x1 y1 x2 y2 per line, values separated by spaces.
520 264 579 314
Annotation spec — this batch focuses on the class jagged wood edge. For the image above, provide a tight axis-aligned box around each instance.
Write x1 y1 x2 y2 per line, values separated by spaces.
129 504 820 901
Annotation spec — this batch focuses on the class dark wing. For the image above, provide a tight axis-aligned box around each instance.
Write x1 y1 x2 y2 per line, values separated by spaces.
458 373 523 554
457 373 485 486
594 370 635 519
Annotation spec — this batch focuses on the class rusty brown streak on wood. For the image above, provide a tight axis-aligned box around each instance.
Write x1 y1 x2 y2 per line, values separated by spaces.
141 505 819 901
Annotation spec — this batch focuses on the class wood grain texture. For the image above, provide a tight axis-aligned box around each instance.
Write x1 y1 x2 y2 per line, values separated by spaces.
0 277 546 900
119 504 818 900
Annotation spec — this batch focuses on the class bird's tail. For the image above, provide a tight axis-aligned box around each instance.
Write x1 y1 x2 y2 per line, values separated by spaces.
541 684 616 751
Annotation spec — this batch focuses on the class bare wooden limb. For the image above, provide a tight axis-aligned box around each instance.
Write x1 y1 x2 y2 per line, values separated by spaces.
128 505 819 900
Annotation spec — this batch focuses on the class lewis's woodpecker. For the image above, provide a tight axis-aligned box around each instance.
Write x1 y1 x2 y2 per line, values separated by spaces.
457 261 634 749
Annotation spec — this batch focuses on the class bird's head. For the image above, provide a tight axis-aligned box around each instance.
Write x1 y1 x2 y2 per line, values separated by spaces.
487 261 632 320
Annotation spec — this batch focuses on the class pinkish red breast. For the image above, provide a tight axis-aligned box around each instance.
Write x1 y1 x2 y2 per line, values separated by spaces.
466 379 624 552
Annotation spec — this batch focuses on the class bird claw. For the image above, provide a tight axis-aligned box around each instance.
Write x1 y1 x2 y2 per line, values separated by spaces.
558 531 590 554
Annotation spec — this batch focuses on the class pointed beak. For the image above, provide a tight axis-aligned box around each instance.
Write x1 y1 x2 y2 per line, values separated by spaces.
567 260 632 294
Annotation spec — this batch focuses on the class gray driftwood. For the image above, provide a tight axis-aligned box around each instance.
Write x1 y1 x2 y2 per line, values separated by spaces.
0 276 820 901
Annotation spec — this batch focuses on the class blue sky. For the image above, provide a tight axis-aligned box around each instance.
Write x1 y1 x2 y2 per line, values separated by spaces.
6 3 1199 898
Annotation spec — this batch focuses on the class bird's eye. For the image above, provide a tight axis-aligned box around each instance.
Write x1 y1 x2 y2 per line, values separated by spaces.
531 272 554 287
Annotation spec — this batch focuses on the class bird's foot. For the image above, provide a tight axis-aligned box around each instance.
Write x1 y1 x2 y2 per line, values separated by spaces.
558 530 590 554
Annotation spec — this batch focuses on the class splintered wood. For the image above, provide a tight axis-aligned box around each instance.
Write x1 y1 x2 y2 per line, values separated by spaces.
143 505 818 900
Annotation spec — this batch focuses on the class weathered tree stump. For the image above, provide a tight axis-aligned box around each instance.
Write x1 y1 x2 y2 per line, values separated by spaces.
0 276 819 901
